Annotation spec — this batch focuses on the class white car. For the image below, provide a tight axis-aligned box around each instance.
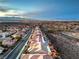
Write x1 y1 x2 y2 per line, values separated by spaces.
0 47 4 54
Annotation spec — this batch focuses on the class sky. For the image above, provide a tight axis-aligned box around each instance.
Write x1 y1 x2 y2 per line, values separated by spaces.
0 0 79 21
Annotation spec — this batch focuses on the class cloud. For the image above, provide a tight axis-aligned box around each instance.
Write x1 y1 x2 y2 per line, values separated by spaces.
0 6 9 12
0 9 23 16
0 4 44 18
5 11 42 18
0 7 42 18
0 6 17 16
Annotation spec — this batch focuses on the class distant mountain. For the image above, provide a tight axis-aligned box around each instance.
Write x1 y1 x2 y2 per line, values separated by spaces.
0 17 26 21
0 17 42 23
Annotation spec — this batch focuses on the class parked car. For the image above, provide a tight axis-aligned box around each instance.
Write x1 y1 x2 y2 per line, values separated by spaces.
0 46 4 54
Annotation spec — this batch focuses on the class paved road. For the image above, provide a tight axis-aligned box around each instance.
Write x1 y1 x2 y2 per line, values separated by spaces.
3 29 32 59
60 33 79 41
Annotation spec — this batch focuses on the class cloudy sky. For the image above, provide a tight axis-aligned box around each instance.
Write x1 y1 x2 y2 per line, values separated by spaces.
0 0 79 21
